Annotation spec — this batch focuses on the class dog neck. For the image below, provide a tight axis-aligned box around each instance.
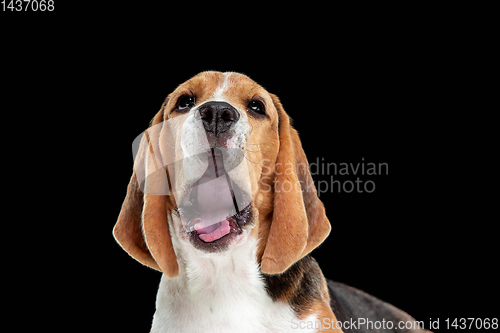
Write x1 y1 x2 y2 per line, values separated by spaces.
150 231 318 333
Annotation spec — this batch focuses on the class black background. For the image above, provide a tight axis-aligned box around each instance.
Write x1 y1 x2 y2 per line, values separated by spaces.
2 4 496 332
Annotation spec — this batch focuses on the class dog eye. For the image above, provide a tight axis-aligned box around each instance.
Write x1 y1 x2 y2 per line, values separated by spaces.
248 100 265 115
176 95 195 111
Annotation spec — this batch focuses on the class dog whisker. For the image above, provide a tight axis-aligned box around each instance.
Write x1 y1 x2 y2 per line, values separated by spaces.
244 148 261 153
243 154 260 165
164 140 181 150
247 142 271 146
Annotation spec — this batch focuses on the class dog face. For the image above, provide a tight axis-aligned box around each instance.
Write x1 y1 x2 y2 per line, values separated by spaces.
160 72 280 254
114 71 330 277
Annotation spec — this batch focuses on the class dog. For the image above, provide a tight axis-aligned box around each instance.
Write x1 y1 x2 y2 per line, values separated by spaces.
114 71 428 332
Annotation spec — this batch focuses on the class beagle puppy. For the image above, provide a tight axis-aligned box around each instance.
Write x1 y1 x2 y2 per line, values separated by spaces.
114 71 428 333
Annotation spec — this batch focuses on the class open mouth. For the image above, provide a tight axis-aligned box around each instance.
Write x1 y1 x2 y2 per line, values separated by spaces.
194 218 231 242
178 148 252 252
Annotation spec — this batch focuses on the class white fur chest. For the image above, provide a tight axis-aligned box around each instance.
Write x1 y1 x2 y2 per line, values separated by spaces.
150 238 317 333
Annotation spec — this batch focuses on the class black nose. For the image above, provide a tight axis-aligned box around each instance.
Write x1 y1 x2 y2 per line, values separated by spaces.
199 102 240 137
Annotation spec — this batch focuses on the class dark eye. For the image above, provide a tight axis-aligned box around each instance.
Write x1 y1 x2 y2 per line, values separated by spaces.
248 100 265 115
176 95 195 111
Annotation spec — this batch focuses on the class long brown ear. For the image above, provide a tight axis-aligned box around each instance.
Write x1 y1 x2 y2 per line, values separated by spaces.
113 102 179 278
260 95 331 274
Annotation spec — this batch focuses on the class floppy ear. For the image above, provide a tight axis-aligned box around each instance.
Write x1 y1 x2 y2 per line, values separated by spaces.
260 95 331 274
113 102 179 278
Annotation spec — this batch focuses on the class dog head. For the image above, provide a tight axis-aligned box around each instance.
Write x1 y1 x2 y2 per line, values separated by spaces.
113 71 330 277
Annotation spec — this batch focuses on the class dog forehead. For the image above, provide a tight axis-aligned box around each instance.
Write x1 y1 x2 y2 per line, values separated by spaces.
165 71 278 126
179 71 265 103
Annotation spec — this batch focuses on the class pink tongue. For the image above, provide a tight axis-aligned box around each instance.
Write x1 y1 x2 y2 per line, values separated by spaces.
195 219 230 242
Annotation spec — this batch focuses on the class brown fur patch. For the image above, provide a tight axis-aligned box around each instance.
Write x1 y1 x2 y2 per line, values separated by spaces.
260 95 331 274
263 256 342 332
113 103 179 276
113 170 160 271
